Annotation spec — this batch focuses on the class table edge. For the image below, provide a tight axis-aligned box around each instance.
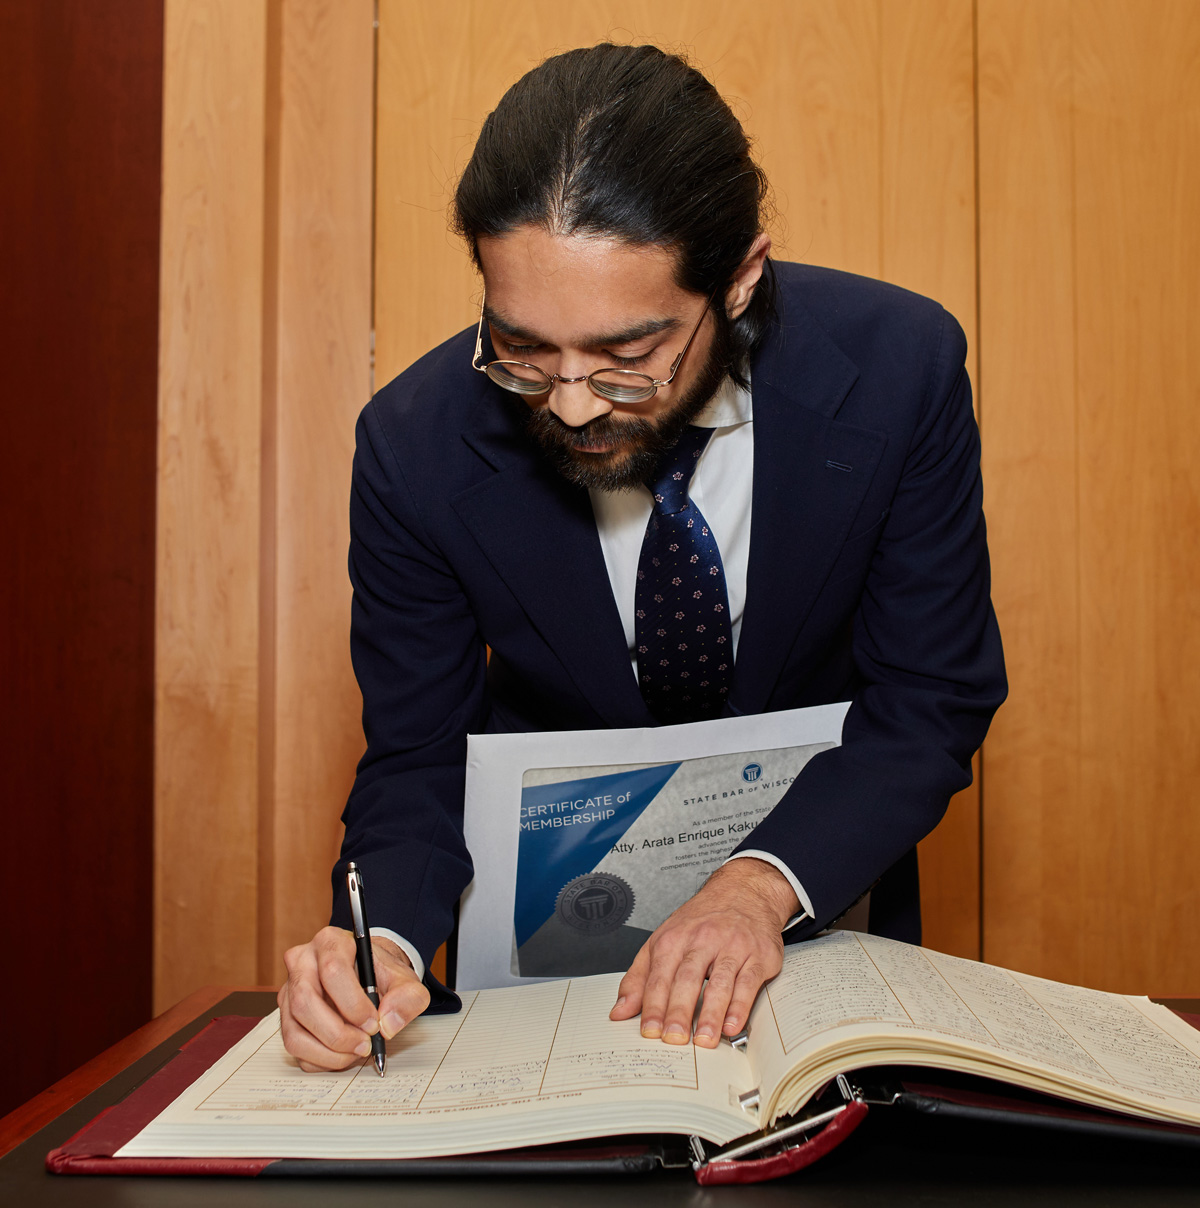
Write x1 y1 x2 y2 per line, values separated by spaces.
0 984 273 1158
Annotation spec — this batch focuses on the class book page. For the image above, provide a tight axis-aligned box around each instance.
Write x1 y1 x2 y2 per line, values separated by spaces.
922 950 1118 1081
119 974 752 1159
1014 974 1200 1101
748 933 1200 1127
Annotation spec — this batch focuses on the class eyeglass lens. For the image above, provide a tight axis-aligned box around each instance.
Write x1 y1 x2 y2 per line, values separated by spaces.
484 362 554 396
485 361 659 403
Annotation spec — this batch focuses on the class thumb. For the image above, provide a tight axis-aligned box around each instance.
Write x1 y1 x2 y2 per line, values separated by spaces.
373 940 431 1040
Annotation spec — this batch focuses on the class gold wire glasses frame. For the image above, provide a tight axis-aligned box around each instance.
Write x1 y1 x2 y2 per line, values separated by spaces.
471 291 712 405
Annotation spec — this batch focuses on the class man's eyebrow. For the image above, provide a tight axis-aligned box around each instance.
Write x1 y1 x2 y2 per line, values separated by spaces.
483 306 681 347
482 307 540 341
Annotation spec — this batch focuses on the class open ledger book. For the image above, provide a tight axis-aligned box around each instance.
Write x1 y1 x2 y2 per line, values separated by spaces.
118 932 1200 1161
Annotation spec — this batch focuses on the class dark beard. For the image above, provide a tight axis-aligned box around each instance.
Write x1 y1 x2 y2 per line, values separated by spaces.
524 314 731 492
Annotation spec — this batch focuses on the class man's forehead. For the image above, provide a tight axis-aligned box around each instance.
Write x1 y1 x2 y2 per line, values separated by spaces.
476 227 695 344
482 302 682 348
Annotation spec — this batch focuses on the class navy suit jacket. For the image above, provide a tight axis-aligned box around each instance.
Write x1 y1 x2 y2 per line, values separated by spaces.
330 262 1007 980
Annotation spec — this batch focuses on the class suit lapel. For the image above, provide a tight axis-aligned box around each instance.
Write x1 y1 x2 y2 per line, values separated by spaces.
452 401 653 729
730 305 887 715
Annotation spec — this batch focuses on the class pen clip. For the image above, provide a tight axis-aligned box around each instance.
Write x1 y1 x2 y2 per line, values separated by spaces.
347 862 369 940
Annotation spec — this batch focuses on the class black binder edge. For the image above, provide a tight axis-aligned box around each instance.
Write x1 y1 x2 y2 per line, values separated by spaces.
260 1138 690 1178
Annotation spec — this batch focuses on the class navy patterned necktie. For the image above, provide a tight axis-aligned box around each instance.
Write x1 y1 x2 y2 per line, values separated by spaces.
635 426 733 724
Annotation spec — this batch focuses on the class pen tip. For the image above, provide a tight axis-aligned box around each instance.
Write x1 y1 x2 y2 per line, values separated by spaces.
375 1054 386 1077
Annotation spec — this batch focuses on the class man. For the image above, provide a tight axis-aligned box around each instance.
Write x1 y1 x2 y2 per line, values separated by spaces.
279 43 1006 1071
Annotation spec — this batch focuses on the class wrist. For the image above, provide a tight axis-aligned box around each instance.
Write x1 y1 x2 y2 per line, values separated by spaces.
372 936 412 969
710 857 800 929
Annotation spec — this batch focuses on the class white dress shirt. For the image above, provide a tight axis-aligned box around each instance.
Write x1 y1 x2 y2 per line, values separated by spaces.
377 376 813 981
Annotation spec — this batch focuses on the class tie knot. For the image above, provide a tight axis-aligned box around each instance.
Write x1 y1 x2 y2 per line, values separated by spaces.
646 426 713 515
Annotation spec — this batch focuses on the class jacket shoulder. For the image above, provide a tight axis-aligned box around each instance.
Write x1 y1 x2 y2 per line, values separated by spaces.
770 261 966 366
366 326 479 439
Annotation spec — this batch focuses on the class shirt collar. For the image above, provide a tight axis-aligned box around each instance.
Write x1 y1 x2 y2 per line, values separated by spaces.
691 373 753 429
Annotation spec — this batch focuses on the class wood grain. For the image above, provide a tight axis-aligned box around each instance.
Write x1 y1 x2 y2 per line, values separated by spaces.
156 0 268 1011
978 0 1081 979
1071 0 1200 992
157 0 376 1005
878 0 980 958
261 0 375 983
375 0 981 955
980 0 1200 992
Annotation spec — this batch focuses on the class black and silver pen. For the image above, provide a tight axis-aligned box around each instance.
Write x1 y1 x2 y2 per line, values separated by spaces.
346 862 387 1077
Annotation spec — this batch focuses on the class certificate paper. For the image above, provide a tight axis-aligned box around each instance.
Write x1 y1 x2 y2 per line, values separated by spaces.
458 703 849 990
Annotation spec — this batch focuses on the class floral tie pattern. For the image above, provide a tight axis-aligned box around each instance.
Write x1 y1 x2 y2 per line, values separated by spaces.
635 426 733 724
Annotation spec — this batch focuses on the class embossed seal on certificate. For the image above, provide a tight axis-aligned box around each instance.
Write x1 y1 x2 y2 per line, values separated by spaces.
555 873 635 934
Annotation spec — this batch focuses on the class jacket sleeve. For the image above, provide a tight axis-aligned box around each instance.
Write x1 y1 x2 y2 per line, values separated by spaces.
731 310 1007 934
328 400 484 1002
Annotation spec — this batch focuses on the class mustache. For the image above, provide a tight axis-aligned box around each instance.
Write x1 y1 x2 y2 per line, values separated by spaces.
526 409 654 451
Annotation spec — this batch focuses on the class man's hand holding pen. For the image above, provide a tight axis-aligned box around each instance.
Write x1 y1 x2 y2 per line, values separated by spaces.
278 929 429 1073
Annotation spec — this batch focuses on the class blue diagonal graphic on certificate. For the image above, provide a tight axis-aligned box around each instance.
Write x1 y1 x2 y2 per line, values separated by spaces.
514 763 679 946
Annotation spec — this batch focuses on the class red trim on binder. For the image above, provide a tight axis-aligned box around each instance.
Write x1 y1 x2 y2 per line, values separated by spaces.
694 1099 869 1185
46 1016 263 1175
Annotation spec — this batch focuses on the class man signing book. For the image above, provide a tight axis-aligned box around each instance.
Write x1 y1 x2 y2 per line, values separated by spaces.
278 43 1006 1071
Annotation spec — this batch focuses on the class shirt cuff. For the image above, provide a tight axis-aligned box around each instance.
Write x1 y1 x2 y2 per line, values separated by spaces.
724 850 814 930
369 927 426 982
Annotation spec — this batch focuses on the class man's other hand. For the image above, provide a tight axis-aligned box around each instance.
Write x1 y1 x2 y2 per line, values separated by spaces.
609 858 798 1047
279 929 430 1071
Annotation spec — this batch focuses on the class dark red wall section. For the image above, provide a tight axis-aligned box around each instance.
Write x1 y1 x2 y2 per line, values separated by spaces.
0 0 163 1116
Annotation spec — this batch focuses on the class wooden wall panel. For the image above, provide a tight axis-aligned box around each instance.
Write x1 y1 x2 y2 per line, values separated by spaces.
1073 0 1200 994
0 0 162 1117
879 0 980 959
981 0 1200 993
1072 0 1200 992
156 0 374 1008
263 0 375 983
375 0 981 956
157 0 267 1010
977 0 1081 980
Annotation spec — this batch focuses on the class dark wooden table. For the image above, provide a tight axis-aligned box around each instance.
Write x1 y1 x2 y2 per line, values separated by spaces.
3 988 1200 1206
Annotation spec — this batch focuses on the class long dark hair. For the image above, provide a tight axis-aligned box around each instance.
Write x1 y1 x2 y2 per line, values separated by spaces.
453 43 776 387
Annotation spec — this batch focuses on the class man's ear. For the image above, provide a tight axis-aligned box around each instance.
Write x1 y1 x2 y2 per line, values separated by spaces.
724 233 772 320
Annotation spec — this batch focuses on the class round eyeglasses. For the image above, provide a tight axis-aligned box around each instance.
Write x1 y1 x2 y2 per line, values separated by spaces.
471 291 712 405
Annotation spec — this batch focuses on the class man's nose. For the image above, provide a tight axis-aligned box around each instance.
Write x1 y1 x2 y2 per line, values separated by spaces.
545 378 613 428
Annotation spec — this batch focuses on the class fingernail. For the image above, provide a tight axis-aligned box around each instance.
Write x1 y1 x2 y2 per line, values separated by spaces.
695 1025 717 1046
641 1019 662 1038
381 1011 404 1039
361 1017 380 1035
614 996 626 1008
723 1015 740 1032
354 1040 371 1057
663 1026 689 1044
